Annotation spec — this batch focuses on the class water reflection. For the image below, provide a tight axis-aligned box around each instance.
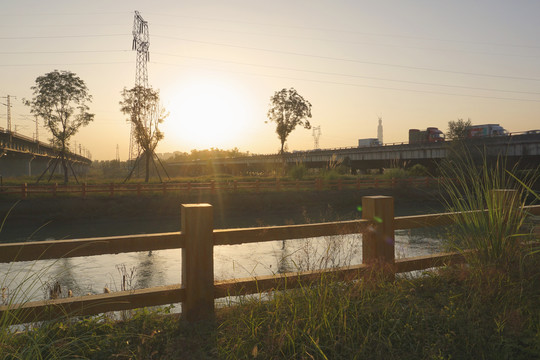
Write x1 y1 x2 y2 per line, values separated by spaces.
1 228 447 304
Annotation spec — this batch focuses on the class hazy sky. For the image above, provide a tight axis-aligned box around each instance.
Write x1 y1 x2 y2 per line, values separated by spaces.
1 1 539 160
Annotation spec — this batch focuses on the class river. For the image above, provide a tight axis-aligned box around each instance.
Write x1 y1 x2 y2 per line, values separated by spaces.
0 189 448 306
1 227 447 306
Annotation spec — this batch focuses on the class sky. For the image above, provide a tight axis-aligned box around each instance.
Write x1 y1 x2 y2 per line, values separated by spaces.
1 1 540 160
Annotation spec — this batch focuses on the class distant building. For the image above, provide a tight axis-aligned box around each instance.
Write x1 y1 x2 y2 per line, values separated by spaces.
377 117 383 144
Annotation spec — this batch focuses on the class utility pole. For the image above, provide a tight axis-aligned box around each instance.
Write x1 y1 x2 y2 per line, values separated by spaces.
116 144 120 162
34 115 39 141
0 95 16 131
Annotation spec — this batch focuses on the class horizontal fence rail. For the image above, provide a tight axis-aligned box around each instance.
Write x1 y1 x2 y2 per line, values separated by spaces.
0 177 449 198
1 197 539 324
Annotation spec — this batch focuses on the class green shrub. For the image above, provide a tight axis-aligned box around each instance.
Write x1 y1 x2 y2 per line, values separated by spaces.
288 164 307 180
409 163 429 176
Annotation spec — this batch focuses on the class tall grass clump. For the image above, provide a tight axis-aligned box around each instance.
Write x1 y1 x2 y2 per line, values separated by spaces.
438 147 538 270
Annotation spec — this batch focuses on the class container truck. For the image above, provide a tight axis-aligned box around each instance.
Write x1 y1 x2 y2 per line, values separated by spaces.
358 138 381 147
409 127 445 144
467 124 508 137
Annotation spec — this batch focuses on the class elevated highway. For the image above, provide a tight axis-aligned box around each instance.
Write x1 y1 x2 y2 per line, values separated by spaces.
0 128 91 178
169 132 540 174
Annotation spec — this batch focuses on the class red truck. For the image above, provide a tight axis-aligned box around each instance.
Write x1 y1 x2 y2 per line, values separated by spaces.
409 127 445 144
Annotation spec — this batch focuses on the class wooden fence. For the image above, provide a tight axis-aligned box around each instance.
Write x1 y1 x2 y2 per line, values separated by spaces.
1 195 538 324
0 177 442 198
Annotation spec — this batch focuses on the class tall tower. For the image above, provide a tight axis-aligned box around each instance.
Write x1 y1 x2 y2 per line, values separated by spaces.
377 117 383 144
312 126 321 149
128 11 150 162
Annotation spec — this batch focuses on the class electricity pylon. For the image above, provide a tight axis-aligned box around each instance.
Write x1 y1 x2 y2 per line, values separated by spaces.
312 126 321 149
128 10 150 163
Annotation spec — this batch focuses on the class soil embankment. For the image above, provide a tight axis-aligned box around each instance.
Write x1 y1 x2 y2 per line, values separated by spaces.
0 187 446 243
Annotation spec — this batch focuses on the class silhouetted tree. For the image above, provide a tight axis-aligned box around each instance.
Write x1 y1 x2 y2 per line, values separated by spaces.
24 70 94 184
447 118 472 141
266 88 312 154
120 86 168 182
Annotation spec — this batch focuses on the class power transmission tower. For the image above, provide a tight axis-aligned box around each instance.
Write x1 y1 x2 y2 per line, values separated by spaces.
124 11 169 183
312 126 321 149
128 10 150 163
116 144 120 162
0 95 16 131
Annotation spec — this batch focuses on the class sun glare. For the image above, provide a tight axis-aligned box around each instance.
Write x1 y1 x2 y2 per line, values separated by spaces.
163 79 253 151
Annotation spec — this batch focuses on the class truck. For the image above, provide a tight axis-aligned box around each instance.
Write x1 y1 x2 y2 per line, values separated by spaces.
408 127 445 144
358 138 382 147
466 124 508 137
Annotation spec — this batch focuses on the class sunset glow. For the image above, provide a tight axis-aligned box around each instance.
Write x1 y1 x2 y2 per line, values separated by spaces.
1 1 539 160
163 78 254 150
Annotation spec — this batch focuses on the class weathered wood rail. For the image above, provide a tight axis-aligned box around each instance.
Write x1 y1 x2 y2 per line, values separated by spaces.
1 196 538 324
0 177 444 198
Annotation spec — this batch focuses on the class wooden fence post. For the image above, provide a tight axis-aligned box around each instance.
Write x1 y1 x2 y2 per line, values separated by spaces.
163 182 167 195
181 203 214 321
137 184 142 197
362 196 395 277
233 180 238 191
81 183 86 198
109 183 115 197
53 183 58 197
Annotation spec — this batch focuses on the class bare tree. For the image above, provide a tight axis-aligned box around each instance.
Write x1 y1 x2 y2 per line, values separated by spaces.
24 70 94 184
266 88 312 155
120 86 168 182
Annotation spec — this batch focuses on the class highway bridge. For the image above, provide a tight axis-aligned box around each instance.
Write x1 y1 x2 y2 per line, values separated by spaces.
0 128 91 178
169 132 540 175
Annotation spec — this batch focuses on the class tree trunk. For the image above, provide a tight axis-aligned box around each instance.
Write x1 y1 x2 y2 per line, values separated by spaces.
61 151 68 184
145 150 150 183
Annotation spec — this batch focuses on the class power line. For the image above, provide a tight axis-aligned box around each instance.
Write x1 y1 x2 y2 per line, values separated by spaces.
146 12 540 50
0 34 129 40
0 61 132 67
151 24 540 60
152 35 540 83
0 50 130 54
153 52 540 95
153 60 540 103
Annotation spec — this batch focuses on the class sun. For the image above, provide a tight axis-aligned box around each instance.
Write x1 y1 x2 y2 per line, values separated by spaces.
162 78 254 151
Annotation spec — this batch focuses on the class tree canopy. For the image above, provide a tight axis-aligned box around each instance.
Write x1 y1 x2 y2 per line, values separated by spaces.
24 70 94 183
120 86 168 182
266 88 312 154
446 118 472 141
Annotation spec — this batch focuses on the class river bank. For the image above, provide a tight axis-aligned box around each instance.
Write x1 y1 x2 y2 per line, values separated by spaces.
0 187 446 243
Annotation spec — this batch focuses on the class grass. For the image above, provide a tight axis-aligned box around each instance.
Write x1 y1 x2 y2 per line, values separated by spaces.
2 255 539 359
1 152 539 358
